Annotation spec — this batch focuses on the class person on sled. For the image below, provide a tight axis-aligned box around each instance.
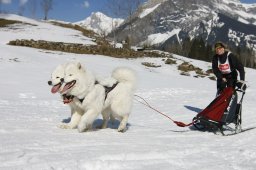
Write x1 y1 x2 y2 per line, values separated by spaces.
212 42 245 95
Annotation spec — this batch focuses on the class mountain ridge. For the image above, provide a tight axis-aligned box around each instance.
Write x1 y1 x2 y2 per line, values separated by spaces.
111 0 256 53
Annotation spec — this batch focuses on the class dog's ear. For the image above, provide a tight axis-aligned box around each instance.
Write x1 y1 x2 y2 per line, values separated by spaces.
76 62 86 72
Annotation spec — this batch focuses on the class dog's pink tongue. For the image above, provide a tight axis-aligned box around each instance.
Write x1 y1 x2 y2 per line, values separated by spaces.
51 84 61 93
60 84 70 94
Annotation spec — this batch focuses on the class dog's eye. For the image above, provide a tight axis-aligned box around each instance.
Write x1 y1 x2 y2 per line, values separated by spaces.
56 76 60 79
69 74 73 76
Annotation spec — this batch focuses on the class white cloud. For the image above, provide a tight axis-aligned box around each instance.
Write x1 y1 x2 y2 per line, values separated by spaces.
83 1 90 8
0 0 12 4
19 0 28 6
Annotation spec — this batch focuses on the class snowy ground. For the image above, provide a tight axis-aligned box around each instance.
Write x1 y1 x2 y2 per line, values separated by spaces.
0 14 256 170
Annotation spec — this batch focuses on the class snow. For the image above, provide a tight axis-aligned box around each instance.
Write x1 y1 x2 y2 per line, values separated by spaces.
1 14 256 170
141 29 181 46
237 17 250 24
228 29 242 46
139 3 161 18
213 0 256 25
0 14 96 46
234 9 256 24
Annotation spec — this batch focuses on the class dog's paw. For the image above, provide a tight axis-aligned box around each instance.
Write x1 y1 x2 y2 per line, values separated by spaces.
117 126 127 133
58 123 72 129
77 123 92 132
77 123 87 132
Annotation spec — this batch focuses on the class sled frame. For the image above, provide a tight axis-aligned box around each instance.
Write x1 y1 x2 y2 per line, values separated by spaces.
193 89 245 136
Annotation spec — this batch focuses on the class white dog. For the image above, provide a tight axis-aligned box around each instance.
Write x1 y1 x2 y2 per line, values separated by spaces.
48 64 65 94
60 62 137 132
48 64 81 126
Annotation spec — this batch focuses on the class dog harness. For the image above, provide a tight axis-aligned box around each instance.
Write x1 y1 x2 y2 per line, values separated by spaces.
103 82 118 100
62 81 118 104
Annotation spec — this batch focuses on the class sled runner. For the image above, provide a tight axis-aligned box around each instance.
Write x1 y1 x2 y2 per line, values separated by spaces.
192 81 246 135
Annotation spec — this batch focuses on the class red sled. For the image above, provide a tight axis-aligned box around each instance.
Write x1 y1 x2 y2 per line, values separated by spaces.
192 82 246 135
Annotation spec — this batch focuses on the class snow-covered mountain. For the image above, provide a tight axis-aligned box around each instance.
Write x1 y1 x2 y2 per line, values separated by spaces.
75 12 124 36
112 0 256 51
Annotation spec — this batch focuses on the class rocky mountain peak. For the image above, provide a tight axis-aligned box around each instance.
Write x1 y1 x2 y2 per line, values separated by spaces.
75 12 124 35
111 0 256 52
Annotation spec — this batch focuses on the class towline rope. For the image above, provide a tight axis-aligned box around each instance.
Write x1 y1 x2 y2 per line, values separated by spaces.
134 94 194 127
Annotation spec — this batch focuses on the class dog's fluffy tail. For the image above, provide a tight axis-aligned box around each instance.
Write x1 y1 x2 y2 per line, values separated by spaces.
112 67 137 87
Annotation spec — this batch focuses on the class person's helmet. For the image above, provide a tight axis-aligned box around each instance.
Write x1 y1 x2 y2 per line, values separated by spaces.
214 42 225 49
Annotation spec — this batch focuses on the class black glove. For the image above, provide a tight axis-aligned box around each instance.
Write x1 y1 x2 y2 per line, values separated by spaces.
236 80 247 91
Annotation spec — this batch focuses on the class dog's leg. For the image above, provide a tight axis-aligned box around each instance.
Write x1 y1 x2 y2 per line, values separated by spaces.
59 112 81 129
110 114 115 124
67 111 82 128
117 114 129 132
101 108 110 129
77 109 99 132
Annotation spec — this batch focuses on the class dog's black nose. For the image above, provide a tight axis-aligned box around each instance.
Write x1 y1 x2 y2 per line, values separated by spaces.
60 78 64 82
48 81 52 85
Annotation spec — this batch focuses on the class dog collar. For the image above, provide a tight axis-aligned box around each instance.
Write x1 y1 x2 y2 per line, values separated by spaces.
62 94 74 104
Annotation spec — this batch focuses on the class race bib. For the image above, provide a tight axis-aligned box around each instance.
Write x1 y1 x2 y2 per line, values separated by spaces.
219 63 231 74
218 52 232 74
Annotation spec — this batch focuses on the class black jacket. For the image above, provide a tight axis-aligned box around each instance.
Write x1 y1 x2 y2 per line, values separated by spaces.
212 51 245 81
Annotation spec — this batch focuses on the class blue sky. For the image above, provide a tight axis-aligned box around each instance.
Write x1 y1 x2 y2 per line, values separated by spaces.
0 0 256 22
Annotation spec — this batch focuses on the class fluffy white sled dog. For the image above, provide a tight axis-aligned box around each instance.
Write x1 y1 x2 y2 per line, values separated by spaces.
59 62 137 132
48 64 65 94
48 64 81 121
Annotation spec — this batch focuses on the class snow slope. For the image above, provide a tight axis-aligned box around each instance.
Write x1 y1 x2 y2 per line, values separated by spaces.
0 14 96 46
0 14 256 170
